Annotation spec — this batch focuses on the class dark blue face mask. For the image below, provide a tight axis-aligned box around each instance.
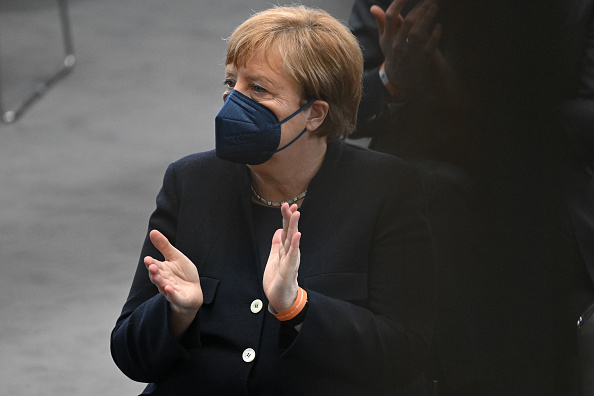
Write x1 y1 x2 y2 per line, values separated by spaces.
215 89 315 165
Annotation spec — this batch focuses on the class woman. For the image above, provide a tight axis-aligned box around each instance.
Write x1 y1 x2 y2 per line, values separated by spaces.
111 5 434 395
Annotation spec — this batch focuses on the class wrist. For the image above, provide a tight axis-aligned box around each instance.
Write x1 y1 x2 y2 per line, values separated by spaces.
379 62 407 101
170 302 200 318
270 287 308 327
268 284 299 314
168 305 199 340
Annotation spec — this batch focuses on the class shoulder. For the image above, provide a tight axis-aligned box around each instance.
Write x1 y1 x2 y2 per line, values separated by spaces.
167 150 242 178
337 140 416 179
315 140 423 204
171 150 221 170
158 150 246 195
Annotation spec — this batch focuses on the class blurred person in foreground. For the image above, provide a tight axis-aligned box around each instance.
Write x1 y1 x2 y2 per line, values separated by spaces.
351 0 593 395
110 5 435 395
350 1 493 395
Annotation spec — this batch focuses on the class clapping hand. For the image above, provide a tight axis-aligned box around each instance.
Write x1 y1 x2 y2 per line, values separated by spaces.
263 203 301 315
145 229 203 338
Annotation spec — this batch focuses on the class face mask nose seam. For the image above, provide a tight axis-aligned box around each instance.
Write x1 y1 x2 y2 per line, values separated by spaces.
230 90 279 122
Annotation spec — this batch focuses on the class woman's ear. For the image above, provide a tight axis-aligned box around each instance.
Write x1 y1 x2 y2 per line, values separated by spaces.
305 100 329 132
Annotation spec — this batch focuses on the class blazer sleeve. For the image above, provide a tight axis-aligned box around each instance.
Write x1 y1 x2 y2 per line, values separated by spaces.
280 164 435 393
110 163 200 383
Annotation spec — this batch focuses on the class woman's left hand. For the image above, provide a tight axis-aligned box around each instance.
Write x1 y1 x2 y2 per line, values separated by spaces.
263 203 301 314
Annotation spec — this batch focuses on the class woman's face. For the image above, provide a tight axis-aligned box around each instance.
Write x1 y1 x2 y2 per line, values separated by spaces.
223 55 310 151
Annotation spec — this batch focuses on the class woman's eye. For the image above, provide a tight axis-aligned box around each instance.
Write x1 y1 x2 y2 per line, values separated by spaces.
223 79 235 88
253 84 267 93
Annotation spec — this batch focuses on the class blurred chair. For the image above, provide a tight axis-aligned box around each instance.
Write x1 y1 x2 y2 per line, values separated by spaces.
0 0 75 124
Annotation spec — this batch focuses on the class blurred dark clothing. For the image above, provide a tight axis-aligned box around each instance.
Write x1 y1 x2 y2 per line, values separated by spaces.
349 1 493 395
349 0 594 395
560 0 594 300
559 0 594 170
562 3 594 392
440 1 594 395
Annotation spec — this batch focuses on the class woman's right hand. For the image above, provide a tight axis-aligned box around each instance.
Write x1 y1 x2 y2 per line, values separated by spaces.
145 229 203 338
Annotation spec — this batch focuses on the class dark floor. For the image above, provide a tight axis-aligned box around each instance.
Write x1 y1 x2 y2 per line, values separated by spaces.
0 1 353 394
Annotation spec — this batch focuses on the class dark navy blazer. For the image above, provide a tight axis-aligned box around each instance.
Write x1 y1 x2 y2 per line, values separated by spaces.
111 140 435 395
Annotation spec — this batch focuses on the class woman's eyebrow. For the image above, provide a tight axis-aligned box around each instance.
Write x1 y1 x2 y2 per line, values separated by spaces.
250 71 279 88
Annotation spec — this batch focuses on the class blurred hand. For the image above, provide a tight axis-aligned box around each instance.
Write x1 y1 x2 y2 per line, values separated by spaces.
371 0 442 96
263 203 301 314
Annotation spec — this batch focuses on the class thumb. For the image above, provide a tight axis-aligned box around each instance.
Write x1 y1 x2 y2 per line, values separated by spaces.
370 5 386 35
149 229 180 261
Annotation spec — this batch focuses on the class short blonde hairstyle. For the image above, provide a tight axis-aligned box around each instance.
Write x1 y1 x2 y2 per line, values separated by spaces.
226 6 363 140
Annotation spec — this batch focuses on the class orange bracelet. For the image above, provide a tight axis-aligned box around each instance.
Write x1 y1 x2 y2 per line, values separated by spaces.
273 287 308 322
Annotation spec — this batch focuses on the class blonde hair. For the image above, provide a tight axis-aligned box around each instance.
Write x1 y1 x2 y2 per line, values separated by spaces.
226 5 363 140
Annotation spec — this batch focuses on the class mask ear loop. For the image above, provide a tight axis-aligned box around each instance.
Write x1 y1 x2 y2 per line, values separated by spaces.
273 99 317 153
275 128 308 153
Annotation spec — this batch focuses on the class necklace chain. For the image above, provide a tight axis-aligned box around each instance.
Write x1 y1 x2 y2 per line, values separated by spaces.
250 185 307 207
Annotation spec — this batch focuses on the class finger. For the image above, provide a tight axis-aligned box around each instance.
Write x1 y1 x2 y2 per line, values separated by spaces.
285 232 302 275
152 273 175 298
162 284 175 296
383 0 407 37
408 0 436 17
410 3 439 45
145 262 168 292
370 5 386 35
426 22 442 53
150 271 166 287
145 255 168 277
398 0 433 47
146 260 159 275
145 256 162 281
281 203 291 244
288 232 301 259
268 228 283 263
283 210 300 252
149 229 180 262
278 231 301 281
281 203 299 245
144 255 156 268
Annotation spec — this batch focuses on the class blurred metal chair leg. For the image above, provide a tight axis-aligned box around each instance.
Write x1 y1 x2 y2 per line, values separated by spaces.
0 0 75 124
